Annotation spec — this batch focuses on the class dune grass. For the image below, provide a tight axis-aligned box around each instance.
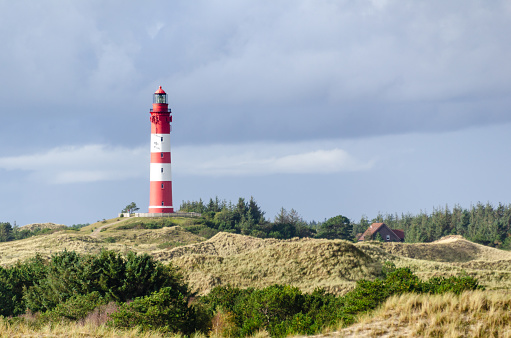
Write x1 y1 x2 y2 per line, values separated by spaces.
163 234 382 295
338 290 511 337
0 223 205 267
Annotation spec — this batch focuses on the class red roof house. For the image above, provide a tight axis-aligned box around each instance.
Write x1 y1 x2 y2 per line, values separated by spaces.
357 222 405 242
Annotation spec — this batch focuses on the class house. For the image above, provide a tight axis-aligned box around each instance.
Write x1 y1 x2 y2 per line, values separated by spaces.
357 222 405 242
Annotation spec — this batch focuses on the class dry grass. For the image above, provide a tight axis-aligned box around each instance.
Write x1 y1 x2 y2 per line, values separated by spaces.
0 319 163 338
4 222 511 295
355 237 511 290
20 222 67 231
163 234 382 295
337 290 511 337
0 222 204 267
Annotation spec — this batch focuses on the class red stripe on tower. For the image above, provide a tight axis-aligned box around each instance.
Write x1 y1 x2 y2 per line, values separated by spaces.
149 86 173 213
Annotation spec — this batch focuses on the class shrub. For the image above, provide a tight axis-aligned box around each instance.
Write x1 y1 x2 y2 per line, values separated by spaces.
41 292 106 322
424 275 483 295
107 287 195 334
23 250 187 312
200 268 484 337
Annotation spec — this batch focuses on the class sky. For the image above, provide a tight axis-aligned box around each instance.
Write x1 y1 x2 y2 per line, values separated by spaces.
1 0 510 226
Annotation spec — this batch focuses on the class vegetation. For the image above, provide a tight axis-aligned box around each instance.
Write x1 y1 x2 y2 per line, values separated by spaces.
121 202 140 214
116 218 176 230
340 290 511 337
181 197 511 249
0 250 186 317
368 202 511 248
0 247 482 336
198 265 481 337
180 197 332 240
1 199 511 335
0 222 89 243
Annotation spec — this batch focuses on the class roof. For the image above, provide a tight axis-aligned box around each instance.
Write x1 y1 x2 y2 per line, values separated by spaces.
392 229 405 240
358 222 385 241
155 86 166 94
357 222 404 241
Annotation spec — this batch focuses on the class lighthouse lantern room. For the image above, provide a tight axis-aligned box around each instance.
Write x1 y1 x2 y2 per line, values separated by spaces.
149 86 173 213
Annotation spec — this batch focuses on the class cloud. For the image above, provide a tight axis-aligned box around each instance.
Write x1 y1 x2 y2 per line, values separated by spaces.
0 145 147 184
0 142 374 183
174 142 374 176
1 0 511 150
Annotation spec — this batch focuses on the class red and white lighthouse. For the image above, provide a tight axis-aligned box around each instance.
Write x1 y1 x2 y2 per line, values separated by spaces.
149 86 173 213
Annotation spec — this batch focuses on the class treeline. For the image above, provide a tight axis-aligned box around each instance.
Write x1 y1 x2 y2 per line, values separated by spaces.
181 198 511 249
0 223 89 243
0 250 481 336
179 197 352 240
369 202 511 248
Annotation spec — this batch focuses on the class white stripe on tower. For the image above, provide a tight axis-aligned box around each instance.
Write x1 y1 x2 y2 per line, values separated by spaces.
150 134 171 153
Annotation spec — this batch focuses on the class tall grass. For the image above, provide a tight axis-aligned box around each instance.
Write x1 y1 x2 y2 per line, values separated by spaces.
340 290 511 337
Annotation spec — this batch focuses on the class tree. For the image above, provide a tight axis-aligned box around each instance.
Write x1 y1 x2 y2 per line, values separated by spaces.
122 202 140 214
0 222 13 242
315 215 353 240
248 196 265 224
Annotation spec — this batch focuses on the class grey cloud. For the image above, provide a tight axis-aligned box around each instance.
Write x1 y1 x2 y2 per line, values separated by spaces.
0 0 510 150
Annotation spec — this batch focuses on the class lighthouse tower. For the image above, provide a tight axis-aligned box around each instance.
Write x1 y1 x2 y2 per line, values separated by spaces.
149 86 173 213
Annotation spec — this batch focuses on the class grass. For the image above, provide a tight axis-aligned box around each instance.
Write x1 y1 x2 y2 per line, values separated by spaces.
3 227 511 336
3 221 511 295
355 237 511 290
338 290 511 337
162 233 382 295
0 218 206 267
0 318 164 338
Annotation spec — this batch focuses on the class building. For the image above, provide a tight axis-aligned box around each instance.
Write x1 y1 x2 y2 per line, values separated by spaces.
149 86 174 213
357 222 405 242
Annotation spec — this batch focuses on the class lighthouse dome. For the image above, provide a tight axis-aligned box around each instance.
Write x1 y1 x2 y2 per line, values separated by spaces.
155 86 166 94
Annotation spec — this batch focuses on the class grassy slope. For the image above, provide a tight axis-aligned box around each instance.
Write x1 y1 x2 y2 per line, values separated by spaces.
3 221 511 336
337 290 511 337
162 234 382 294
2 219 511 294
355 236 511 290
0 217 205 266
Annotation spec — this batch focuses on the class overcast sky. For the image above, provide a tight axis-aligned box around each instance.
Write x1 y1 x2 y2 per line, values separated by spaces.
1 0 510 226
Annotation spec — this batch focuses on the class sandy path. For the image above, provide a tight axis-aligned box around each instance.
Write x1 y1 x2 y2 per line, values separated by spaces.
90 219 125 238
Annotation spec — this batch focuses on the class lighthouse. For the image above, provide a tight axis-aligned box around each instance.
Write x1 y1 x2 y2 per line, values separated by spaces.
149 86 173 213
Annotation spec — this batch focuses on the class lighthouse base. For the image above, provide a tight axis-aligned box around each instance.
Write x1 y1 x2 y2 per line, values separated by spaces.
118 211 200 218
149 206 174 213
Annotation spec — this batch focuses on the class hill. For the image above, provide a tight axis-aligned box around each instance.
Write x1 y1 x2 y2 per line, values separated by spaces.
2 217 511 294
20 222 67 231
155 233 381 294
355 236 511 290
337 290 511 337
0 217 205 266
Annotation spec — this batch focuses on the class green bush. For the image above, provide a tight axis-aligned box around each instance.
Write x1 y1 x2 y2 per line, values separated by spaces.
41 292 106 322
108 287 195 334
23 250 186 313
424 274 483 295
0 254 47 316
116 219 176 230
199 268 483 337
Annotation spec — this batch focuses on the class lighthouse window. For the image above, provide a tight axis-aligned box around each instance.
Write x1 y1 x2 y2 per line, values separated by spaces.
161 201 164 206
161 168 164 173
161 137 163 142
154 94 167 104
161 183 164 189
161 153 163 158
